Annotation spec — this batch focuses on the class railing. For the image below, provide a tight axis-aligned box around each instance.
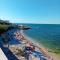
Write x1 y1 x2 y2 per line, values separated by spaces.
0 48 8 60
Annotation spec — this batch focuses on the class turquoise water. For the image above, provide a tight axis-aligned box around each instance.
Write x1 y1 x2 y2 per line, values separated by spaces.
21 24 60 53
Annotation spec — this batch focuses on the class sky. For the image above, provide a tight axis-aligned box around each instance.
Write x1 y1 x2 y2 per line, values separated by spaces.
0 0 60 24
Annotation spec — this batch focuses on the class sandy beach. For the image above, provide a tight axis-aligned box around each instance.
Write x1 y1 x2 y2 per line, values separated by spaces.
6 30 60 60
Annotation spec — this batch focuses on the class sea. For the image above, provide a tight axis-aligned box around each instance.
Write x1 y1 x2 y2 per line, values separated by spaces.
19 24 60 53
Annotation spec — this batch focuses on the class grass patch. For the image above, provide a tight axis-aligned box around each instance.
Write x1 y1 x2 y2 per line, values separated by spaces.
0 24 10 34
